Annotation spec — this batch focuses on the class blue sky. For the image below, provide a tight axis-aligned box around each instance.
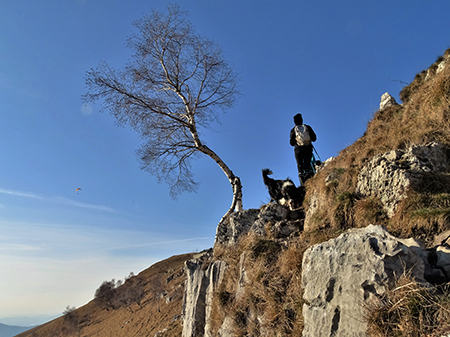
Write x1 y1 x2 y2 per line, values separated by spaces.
1 0 450 326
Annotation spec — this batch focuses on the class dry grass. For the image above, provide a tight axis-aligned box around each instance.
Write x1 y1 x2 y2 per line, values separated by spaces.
365 273 450 337
304 48 450 242
388 191 450 244
210 233 311 336
210 226 354 336
16 253 196 337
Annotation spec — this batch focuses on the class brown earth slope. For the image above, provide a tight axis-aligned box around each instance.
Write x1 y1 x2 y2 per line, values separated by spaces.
16 252 197 337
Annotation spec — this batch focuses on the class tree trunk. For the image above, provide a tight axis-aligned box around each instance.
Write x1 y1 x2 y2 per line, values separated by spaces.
199 144 243 224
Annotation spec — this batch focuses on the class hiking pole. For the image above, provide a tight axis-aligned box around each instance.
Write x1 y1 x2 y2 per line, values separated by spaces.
313 145 322 163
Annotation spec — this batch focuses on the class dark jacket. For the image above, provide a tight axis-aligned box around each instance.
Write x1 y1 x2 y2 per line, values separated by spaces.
290 124 316 147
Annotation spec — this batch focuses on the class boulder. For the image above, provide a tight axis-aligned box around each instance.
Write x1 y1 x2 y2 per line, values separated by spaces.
379 92 398 110
215 204 290 246
250 203 290 236
215 209 260 246
356 142 448 217
217 317 234 337
302 225 427 337
437 58 447 74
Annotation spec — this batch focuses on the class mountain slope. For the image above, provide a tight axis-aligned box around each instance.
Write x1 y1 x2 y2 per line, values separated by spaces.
15 252 197 337
303 48 450 242
16 47 450 337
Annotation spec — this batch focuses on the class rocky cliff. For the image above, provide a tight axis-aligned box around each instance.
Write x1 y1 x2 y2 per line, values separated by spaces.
181 48 450 337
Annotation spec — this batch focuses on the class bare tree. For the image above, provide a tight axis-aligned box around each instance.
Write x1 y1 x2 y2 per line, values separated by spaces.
83 4 243 223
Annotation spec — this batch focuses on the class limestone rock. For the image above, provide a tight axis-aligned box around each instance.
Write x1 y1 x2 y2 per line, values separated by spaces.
250 203 290 236
433 230 450 246
215 203 290 246
268 219 302 238
302 225 427 337
356 142 448 217
304 193 325 232
204 260 228 337
217 317 234 337
215 208 259 246
325 172 339 186
379 92 398 110
236 252 249 300
182 251 211 337
437 58 447 74
182 250 227 337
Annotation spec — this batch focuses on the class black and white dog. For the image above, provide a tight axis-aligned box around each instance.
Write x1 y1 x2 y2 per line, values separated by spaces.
262 168 305 210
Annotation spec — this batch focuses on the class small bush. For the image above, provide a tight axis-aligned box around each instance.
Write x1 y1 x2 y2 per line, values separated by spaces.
62 305 76 316
95 278 145 309
95 279 118 307
217 289 233 307
117 281 145 306
62 305 80 334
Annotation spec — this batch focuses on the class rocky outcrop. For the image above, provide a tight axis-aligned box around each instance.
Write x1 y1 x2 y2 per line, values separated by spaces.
182 250 227 337
356 142 449 217
186 139 450 336
304 142 450 230
185 209 450 337
204 260 228 337
215 203 299 246
302 225 450 337
181 203 302 337
215 208 260 246
379 92 398 110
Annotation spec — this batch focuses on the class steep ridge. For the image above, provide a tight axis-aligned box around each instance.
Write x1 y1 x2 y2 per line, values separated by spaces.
303 48 450 242
184 47 450 336
16 48 450 337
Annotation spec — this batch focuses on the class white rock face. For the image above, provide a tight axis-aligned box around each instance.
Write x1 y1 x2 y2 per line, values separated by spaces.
302 225 427 337
182 250 227 337
437 58 447 74
215 208 260 246
204 260 228 337
356 142 448 217
379 92 398 110
215 203 291 246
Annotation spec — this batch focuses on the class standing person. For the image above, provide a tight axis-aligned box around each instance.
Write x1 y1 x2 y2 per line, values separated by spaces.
290 113 317 184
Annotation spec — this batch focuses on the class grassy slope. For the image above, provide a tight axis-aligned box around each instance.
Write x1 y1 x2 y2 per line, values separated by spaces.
208 48 450 336
16 253 196 337
304 48 450 243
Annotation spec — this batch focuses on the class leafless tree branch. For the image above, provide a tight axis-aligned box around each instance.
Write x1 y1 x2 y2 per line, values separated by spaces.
83 4 243 220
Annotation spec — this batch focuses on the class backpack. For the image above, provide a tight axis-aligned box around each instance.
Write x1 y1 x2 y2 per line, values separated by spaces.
294 125 311 146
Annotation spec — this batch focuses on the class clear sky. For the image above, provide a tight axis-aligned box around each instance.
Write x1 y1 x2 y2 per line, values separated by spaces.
1 0 450 326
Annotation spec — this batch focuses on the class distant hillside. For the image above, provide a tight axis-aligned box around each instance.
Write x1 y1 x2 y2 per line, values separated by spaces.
16 253 196 337
0 323 30 337
16 47 450 337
